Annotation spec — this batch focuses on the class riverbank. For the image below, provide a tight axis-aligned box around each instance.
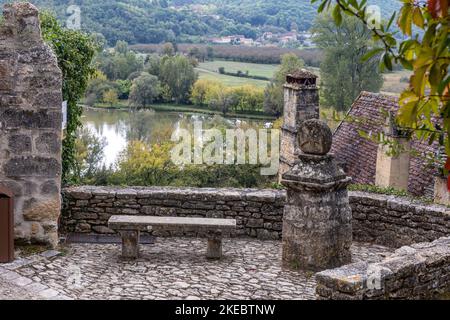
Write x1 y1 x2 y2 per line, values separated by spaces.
81 102 277 121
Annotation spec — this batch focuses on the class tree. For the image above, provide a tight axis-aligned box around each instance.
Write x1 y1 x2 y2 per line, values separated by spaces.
116 79 132 99
115 40 129 54
312 13 384 111
312 0 449 181
159 55 198 104
188 47 205 62
161 42 175 56
191 79 211 106
40 11 98 185
103 89 119 107
129 72 162 108
263 53 305 116
74 127 106 181
206 46 214 60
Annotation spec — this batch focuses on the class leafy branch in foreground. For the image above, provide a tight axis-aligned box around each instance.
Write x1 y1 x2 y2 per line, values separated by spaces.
312 0 449 183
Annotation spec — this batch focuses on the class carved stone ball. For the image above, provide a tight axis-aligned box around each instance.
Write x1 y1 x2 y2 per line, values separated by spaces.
298 119 333 155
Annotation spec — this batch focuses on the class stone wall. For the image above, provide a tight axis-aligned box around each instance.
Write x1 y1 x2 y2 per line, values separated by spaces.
0 3 63 247
350 191 450 248
316 236 450 300
62 187 450 245
61 186 286 239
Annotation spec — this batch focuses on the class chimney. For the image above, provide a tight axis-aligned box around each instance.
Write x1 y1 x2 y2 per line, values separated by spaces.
279 69 319 182
375 112 411 191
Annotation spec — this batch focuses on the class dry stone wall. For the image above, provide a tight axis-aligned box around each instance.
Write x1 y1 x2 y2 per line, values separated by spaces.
350 191 450 247
62 186 286 239
0 3 63 247
62 187 450 245
316 236 450 300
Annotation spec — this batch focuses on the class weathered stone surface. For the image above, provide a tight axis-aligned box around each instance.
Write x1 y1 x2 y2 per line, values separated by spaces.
298 119 333 155
62 186 286 240
23 198 60 222
279 70 319 181
4 157 60 177
62 187 450 247
35 132 60 154
4 239 392 300
8 134 32 154
316 236 450 300
40 180 59 195
281 121 352 271
0 2 62 248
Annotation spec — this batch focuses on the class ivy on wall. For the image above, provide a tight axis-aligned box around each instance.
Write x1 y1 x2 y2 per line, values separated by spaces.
40 11 98 185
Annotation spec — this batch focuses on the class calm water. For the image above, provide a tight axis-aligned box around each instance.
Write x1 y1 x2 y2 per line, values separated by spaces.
81 108 270 166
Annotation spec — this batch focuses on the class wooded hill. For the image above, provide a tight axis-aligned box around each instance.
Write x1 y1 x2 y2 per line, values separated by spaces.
0 0 401 45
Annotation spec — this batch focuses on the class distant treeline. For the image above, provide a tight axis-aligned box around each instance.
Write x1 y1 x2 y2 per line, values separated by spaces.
131 44 323 67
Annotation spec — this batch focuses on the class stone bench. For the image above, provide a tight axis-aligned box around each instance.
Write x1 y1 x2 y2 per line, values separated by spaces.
108 215 236 260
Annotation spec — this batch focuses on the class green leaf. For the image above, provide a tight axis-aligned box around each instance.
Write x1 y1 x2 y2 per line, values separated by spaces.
386 12 397 31
429 63 441 87
332 5 343 26
399 58 413 70
317 0 330 13
348 0 358 8
361 48 384 62
438 75 450 95
383 52 393 71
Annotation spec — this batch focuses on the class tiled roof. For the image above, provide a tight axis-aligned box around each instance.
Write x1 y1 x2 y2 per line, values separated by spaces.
331 91 437 196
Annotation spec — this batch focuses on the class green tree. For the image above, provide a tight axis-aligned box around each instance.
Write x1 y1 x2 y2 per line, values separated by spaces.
96 42 144 80
263 53 305 116
312 13 383 111
103 89 119 107
159 55 198 104
206 46 214 60
129 72 162 108
40 11 98 185
74 127 106 182
116 79 132 99
115 40 129 54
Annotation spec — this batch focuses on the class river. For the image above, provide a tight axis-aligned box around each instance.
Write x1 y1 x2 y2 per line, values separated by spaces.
81 108 271 166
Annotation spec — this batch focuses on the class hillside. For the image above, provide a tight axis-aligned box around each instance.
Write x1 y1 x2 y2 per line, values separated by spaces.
0 0 401 45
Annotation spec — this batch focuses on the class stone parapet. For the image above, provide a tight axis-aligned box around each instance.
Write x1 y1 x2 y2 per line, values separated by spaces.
62 186 286 240
62 187 450 245
316 236 450 300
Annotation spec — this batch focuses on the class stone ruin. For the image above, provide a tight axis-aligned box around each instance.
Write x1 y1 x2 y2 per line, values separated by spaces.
281 119 352 271
0 3 63 247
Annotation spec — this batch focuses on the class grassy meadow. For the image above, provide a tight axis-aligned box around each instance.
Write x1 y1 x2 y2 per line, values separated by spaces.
198 60 279 79
196 67 270 88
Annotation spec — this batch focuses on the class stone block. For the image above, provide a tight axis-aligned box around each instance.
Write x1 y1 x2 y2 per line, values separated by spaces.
4 156 60 177
8 134 32 153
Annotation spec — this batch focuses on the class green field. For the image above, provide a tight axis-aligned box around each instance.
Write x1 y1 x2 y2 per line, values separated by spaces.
196 68 270 88
199 60 279 78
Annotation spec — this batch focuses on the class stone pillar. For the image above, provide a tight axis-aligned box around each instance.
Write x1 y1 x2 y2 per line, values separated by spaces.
281 119 352 271
0 3 63 247
375 114 411 191
279 69 319 182
120 231 140 259
206 230 222 260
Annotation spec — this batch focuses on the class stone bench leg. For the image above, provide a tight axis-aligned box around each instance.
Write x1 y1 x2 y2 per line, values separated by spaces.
119 230 140 259
206 231 222 260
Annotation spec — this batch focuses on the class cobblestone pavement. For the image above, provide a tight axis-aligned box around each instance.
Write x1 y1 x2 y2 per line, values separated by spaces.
1 239 393 300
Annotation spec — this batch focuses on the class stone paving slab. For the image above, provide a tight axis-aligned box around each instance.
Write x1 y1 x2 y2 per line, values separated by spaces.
1 238 393 300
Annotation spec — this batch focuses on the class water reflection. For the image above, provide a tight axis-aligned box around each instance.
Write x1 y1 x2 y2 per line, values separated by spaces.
81 108 269 166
